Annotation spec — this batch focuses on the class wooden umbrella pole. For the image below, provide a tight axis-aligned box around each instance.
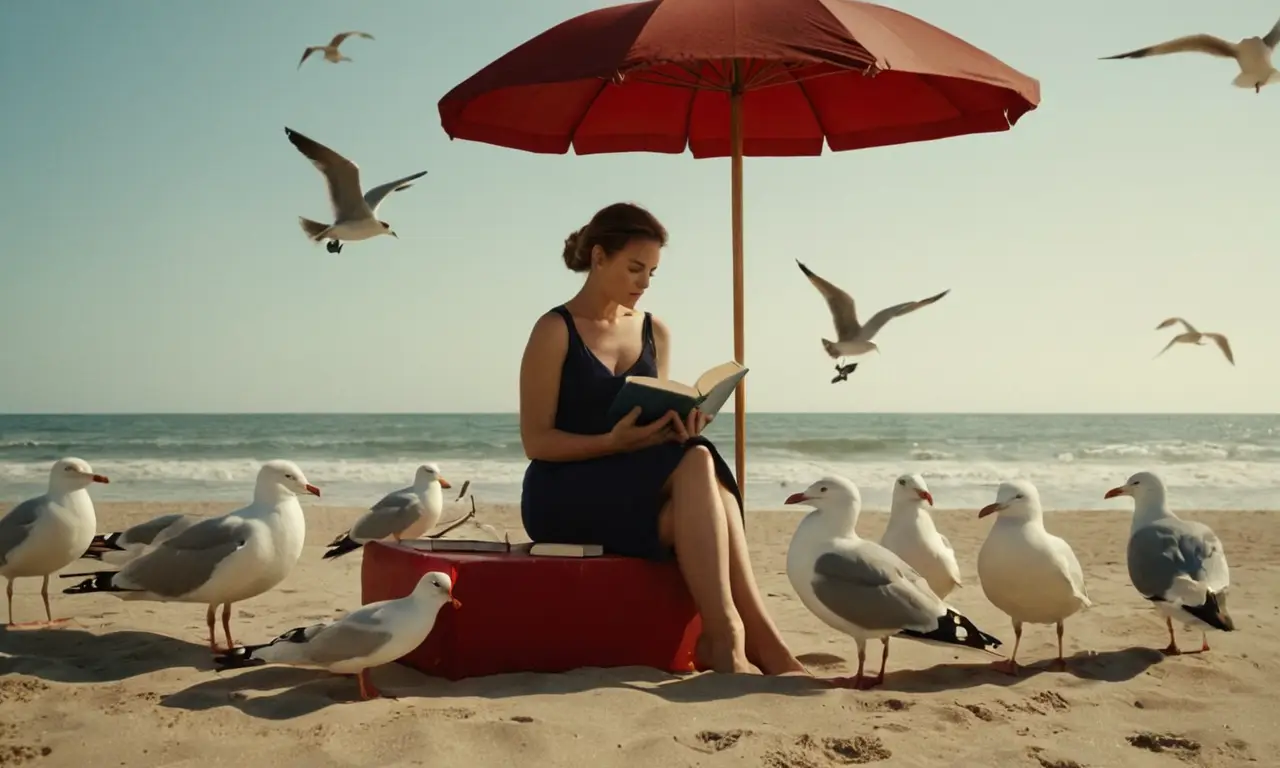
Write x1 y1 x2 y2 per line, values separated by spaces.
729 62 746 499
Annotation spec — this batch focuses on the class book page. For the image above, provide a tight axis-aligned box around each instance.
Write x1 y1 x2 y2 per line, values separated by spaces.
695 364 748 418
694 361 746 396
622 375 700 398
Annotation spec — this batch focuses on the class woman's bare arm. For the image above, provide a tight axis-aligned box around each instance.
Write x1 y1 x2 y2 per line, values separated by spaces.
519 312 622 462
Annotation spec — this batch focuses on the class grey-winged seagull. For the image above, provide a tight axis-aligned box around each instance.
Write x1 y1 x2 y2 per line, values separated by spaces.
62 460 318 652
1104 471 1235 654
977 480 1092 675
1101 17 1280 93
284 126 427 254
323 462 452 559
1 458 109 627
298 31 374 70
796 260 949 378
215 571 460 700
785 474 1001 689
82 512 196 566
1154 317 1234 365
879 473 962 601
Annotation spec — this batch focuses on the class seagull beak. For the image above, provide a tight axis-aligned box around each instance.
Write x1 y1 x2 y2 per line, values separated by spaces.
917 490 933 506
1103 486 1127 499
438 478 452 489
389 230 399 239
978 502 1004 518
450 596 462 609
784 492 810 505
91 474 110 484
305 483 321 497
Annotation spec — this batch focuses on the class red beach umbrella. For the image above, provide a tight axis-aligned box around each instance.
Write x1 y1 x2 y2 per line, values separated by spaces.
438 0 1040 493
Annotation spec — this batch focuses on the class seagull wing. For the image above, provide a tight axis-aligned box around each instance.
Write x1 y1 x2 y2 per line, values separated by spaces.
1153 336 1181 359
1205 333 1234 365
859 289 950 340
284 127 366 221
1156 317 1197 333
1263 17 1280 50
796 260 860 341
297 46 322 69
1101 34 1240 60
364 171 429 214
329 31 375 48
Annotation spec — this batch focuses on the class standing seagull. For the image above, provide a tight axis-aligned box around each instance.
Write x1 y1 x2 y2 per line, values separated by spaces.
879 474 962 601
1104 471 1235 655
785 475 1001 690
62 460 318 653
1 458 109 627
796 260 949 376
323 463 452 560
977 480 1092 675
298 31 375 69
1100 17 1280 93
284 127 427 253
1154 317 1234 365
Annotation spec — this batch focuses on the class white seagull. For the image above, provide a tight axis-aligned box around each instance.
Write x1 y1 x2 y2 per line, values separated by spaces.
82 512 196 566
1154 317 1234 365
215 571 461 701
61 460 318 653
1 458 109 627
1100 17 1280 93
785 475 1002 690
1105 471 1235 655
796 260 949 375
323 463 453 559
284 126 427 254
977 480 1092 675
298 31 375 70
879 473 962 601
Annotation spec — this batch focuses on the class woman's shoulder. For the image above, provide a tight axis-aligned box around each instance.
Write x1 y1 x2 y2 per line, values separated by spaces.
647 312 671 343
528 307 570 345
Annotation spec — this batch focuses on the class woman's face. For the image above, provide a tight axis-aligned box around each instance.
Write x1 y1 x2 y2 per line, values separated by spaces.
594 238 661 309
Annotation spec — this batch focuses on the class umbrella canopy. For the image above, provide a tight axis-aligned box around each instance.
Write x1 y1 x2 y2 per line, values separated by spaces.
438 0 1040 494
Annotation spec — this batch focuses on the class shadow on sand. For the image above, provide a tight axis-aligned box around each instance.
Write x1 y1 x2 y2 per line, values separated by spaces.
0 625 211 682
874 646 1167 693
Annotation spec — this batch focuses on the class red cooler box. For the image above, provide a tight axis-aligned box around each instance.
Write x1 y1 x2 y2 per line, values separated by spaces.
360 540 702 680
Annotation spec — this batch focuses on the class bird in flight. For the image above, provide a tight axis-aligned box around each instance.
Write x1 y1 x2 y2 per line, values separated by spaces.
1100 17 1280 93
298 31 375 70
1154 317 1235 365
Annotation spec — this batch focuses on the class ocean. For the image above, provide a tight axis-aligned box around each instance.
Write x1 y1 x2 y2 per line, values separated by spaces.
0 413 1277 511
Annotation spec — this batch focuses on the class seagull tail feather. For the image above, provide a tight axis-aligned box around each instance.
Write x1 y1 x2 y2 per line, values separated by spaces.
60 571 128 595
1183 591 1235 632
298 217 330 242
899 609 1003 651
821 339 841 358
322 535 362 560
81 532 126 560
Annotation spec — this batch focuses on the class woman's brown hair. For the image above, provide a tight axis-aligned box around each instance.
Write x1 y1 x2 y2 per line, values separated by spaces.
562 202 668 272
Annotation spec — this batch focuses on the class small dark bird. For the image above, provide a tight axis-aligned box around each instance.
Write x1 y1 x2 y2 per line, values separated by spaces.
831 362 859 384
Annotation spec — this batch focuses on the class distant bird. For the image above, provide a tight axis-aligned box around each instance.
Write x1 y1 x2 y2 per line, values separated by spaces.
323 463 452 560
1 458 108 627
215 571 460 701
830 362 859 384
298 31 375 70
1100 17 1280 93
1154 317 1234 365
284 126 427 254
796 260 949 369
1105 471 1235 655
82 512 195 566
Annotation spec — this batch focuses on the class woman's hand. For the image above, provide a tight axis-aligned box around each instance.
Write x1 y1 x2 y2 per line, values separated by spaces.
669 408 711 444
609 407 678 453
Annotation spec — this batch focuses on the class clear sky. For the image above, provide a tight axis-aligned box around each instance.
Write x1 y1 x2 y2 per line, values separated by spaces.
2 0 1276 414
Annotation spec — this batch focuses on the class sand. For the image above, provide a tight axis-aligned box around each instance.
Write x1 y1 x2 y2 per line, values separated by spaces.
1 496 1276 768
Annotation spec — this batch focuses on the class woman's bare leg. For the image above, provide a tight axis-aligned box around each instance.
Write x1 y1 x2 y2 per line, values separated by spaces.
657 446 751 674
718 487 808 675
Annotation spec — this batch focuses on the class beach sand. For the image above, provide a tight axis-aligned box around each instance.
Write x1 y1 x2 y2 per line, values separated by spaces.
1 498 1276 767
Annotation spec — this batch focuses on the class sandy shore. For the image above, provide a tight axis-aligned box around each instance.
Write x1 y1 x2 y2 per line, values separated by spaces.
1 497 1276 768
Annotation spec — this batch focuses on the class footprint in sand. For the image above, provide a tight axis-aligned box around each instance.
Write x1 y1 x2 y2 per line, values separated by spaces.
0 744 52 766
763 734 892 766
1026 746 1084 768
1126 732 1201 758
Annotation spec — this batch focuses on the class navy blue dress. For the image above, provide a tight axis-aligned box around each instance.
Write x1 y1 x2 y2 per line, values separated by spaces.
521 305 744 561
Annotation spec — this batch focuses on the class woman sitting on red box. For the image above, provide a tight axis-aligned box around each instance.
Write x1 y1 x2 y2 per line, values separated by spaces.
518 201 806 677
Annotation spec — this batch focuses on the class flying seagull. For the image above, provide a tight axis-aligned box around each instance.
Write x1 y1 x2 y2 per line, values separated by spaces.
796 260 949 375
284 127 427 253
1100 17 1280 93
298 31 375 70
1154 317 1234 365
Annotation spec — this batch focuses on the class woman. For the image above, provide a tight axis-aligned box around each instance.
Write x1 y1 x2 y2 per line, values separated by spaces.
518 202 806 677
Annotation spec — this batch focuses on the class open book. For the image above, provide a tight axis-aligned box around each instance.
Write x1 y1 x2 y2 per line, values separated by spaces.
605 361 747 427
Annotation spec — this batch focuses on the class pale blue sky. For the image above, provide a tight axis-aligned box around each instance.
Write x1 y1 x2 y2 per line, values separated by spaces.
1 1 1276 414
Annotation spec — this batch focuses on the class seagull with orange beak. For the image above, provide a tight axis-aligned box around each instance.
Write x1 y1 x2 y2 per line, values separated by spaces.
879 473 962 600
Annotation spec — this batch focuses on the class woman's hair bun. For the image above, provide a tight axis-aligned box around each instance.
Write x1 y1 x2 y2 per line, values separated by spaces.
562 226 590 272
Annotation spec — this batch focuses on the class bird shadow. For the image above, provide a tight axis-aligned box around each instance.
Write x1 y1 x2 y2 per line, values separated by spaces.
159 666 360 720
0 625 211 682
871 646 1166 693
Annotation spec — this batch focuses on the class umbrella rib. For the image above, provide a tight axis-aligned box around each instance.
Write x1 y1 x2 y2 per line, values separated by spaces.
566 77 611 153
792 69 830 151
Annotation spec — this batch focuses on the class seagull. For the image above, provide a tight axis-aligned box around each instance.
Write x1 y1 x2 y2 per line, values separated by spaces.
82 512 196 566
1104 471 1235 655
1154 317 1234 365
284 126 427 254
784 475 1001 690
977 480 1092 675
879 474 962 601
298 31 375 70
215 571 460 701
1100 17 1280 93
1 458 108 628
323 463 452 560
796 260 949 371
61 460 318 653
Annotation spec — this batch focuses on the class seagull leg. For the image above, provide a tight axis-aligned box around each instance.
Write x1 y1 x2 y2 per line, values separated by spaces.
857 638 889 690
206 605 219 652
1049 621 1068 671
992 621 1022 676
826 640 868 689
221 603 235 651
1199 631 1211 653
1161 616 1181 655
357 669 383 701
5 578 13 625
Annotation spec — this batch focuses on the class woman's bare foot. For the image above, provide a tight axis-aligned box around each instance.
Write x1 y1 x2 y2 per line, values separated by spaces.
698 630 754 674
